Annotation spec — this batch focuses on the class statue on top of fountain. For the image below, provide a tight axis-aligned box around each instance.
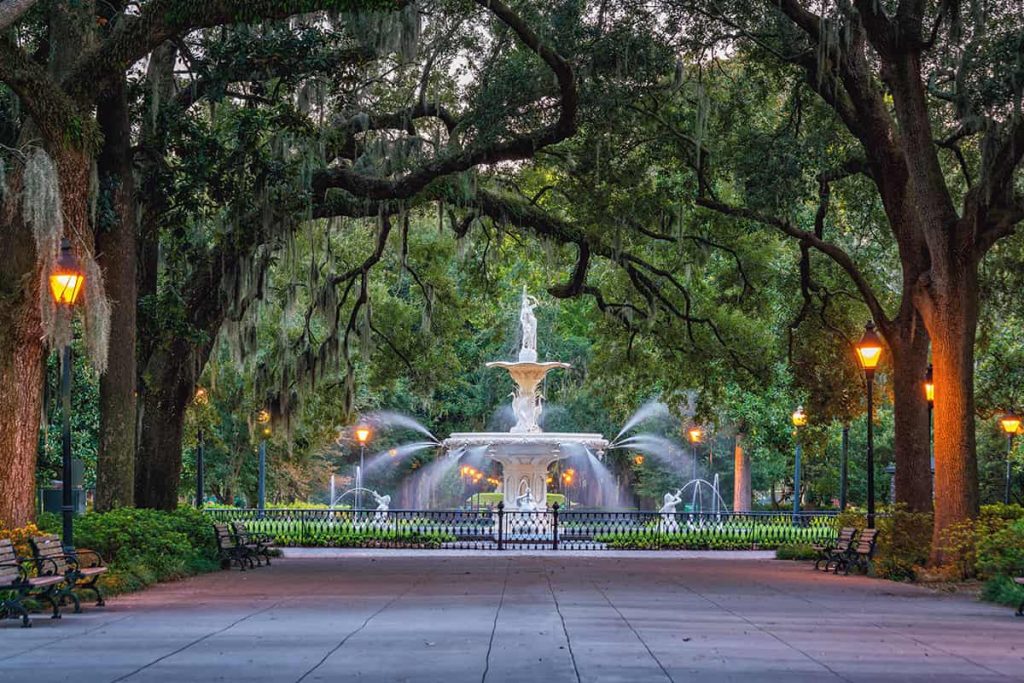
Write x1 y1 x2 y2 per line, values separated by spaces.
518 287 539 363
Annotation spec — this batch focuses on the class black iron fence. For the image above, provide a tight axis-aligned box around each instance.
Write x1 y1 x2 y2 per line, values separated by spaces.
206 505 839 551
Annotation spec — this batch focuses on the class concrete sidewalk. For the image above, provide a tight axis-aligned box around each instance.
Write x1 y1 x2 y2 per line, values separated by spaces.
2 553 1022 682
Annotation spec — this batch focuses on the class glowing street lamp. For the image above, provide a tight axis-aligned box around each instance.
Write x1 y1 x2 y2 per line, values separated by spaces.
791 406 807 520
354 425 371 515
194 387 208 509
687 426 703 482
855 321 883 528
924 364 934 405
256 410 271 514
561 468 575 509
1000 413 1021 504
50 238 84 552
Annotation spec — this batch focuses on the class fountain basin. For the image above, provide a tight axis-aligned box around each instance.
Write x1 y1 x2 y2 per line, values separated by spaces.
444 432 608 511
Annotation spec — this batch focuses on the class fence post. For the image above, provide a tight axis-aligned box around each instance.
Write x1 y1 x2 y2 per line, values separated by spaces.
497 502 504 551
552 503 559 551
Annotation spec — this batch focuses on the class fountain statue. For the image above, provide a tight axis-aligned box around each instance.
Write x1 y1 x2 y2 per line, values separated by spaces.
518 287 539 363
444 289 608 515
372 491 391 522
659 489 683 533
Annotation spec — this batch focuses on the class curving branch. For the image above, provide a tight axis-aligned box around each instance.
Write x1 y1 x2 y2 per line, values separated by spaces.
0 0 37 31
695 195 892 334
65 0 406 103
312 0 577 202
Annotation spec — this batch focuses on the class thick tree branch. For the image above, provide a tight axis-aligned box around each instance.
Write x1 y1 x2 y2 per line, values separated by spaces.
66 0 405 103
695 195 892 332
0 35 96 150
0 0 37 31
312 0 577 201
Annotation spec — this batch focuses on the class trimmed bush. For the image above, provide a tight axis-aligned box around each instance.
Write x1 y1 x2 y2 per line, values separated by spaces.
836 507 932 581
37 507 220 596
776 543 817 561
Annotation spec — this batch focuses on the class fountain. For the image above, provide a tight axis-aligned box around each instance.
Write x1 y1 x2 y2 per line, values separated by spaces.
443 288 609 511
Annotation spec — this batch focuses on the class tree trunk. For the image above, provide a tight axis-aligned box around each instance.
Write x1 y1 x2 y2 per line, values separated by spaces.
135 347 192 509
925 267 980 560
889 312 933 512
94 78 137 511
0 276 43 527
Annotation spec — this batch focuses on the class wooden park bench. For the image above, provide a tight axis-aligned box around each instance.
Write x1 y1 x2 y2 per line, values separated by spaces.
29 535 107 613
833 528 879 575
813 527 857 571
214 523 251 571
231 521 274 567
0 538 64 627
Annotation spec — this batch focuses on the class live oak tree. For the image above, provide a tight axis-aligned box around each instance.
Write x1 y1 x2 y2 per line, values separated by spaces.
659 0 1024 554
0 0 407 523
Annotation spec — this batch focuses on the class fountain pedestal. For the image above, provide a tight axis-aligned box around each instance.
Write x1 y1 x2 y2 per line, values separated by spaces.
444 432 608 511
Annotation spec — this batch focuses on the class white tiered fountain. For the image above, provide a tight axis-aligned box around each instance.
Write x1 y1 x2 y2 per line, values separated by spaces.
443 289 609 512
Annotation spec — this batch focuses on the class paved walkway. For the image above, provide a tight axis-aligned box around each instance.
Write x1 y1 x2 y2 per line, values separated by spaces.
2 553 1022 682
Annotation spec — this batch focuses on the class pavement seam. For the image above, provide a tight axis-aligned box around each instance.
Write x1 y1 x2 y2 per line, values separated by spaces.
480 558 512 683
591 580 674 683
545 569 582 683
108 599 285 683
670 576 853 682
0 615 133 662
293 580 421 683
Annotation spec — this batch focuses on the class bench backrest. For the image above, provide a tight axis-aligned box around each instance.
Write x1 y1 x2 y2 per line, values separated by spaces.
0 538 21 585
213 523 236 549
854 529 879 556
231 521 250 543
30 534 69 575
834 527 858 551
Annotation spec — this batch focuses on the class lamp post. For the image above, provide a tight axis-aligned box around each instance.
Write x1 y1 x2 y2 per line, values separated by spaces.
562 468 575 510
839 424 849 510
999 413 1020 505
855 321 883 528
49 238 85 552
256 410 271 513
194 388 208 509
791 406 807 522
924 364 934 498
355 425 371 517
687 427 703 482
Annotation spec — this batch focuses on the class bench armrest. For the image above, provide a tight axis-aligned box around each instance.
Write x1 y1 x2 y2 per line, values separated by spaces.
69 549 106 569
0 562 30 584
34 557 64 577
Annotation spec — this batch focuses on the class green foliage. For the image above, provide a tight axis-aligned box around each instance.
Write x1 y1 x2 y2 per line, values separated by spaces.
837 508 932 581
37 508 219 595
596 517 835 550
237 517 455 548
981 575 1024 609
776 543 817 560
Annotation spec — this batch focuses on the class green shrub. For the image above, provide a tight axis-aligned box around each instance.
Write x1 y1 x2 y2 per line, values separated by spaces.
595 518 835 550
38 507 219 596
976 518 1024 579
836 507 932 581
776 543 817 561
982 574 1024 608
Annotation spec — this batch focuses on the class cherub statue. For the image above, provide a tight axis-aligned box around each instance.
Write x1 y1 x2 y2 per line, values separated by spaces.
372 491 391 522
659 490 683 514
659 489 683 533
516 484 537 511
